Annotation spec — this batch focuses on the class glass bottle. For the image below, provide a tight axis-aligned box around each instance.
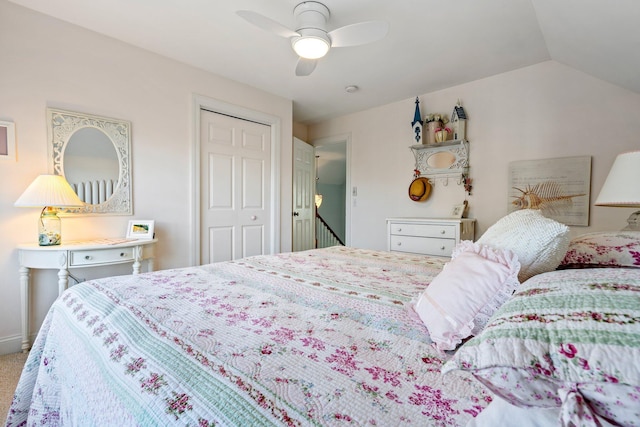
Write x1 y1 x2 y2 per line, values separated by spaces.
38 207 61 246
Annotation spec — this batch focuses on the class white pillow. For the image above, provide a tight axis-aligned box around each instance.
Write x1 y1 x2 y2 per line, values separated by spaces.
414 241 520 351
466 397 560 427
477 209 570 281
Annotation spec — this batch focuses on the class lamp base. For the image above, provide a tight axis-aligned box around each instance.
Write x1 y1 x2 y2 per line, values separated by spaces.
39 207 62 246
622 210 640 231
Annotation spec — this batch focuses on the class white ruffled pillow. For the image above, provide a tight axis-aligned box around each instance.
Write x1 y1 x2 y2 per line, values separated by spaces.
477 209 570 282
414 241 520 351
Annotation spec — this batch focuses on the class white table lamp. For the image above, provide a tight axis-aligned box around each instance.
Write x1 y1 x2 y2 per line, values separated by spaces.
15 174 84 246
594 151 640 230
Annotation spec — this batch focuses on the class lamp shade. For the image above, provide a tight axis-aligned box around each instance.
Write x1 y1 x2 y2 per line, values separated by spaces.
15 174 84 208
595 151 640 207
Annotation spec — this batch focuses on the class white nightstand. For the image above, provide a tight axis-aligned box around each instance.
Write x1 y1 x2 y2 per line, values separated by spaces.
17 238 157 352
387 218 475 257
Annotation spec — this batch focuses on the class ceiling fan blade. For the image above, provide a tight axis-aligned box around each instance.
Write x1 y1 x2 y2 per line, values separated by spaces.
236 10 300 38
328 21 389 47
295 58 318 76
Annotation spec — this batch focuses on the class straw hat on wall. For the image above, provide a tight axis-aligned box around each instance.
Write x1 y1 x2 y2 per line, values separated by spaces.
408 177 431 201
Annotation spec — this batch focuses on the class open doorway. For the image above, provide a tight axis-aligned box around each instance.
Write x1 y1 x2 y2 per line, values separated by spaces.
313 134 350 247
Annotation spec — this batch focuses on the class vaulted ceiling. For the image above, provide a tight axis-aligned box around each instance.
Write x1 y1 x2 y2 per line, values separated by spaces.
10 0 640 124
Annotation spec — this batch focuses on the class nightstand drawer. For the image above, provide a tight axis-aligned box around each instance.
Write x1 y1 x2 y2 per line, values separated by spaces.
389 235 455 257
389 223 456 239
70 248 135 266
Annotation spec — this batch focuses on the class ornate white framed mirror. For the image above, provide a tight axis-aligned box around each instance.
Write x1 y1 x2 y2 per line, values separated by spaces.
48 108 132 215
410 139 469 178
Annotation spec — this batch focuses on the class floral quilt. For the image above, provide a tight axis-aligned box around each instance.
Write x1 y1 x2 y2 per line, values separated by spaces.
443 267 640 426
6 247 492 426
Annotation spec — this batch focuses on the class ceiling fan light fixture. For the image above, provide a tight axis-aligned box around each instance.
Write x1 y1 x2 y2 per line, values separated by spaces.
238 1 387 76
292 29 330 59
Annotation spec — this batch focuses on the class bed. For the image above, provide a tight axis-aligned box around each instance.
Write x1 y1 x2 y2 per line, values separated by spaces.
6 210 640 426
6 247 492 426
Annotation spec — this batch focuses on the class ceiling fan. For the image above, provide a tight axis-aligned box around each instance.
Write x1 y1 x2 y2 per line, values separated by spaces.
237 1 388 76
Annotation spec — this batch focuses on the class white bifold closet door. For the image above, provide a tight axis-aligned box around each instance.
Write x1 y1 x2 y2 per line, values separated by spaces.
200 110 271 264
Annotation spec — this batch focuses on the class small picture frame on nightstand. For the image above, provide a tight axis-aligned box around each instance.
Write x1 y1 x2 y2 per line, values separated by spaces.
126 220 155 239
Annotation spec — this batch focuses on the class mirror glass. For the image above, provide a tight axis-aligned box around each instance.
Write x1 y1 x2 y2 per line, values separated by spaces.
48 108 132 215
427 151 456 169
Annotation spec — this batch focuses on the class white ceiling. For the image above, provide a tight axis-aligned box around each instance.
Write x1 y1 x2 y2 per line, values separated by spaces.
9 0 640 125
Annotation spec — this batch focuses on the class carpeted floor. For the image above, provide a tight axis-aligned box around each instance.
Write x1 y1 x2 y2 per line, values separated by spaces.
0 352 27 422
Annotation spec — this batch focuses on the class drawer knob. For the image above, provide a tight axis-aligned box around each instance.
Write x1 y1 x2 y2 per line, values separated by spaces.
85 255 92 260
120 252 126 257
440 246 446 251
396 242 402 246
440 230 446 234
396 228 402 232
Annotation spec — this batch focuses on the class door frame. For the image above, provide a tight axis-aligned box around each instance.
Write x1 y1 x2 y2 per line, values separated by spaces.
311 133 352 246
191 94 281 266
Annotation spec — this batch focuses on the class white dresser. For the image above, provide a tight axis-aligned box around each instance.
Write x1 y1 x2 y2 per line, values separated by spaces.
387 218 475 257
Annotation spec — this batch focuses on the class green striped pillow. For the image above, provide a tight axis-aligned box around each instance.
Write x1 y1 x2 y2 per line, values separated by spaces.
443 267 640 426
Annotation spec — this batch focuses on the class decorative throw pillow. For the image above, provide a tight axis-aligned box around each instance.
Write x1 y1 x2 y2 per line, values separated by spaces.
466 397 559 427
477 209 570 282
414 240 520 352
560 231 640 269
442 267 640 427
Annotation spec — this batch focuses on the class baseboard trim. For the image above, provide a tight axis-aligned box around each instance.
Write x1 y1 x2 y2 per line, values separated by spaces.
0 335 26 355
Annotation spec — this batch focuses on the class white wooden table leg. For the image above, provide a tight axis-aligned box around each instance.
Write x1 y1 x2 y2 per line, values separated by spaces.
57 268 69 296
132 260 141 275
132 245 142 274
19 266 30 353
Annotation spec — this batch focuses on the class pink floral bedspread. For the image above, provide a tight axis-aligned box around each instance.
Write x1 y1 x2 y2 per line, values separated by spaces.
7 247 492 426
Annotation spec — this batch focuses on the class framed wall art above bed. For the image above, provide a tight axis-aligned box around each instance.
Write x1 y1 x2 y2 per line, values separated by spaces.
508 155 591 226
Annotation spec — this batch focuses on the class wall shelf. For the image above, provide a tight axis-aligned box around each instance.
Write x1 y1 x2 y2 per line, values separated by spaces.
410 139 469 180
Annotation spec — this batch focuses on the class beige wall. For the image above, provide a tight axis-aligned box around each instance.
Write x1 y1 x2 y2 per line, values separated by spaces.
293 121 309 142
0 1 293 354
309 60 640 250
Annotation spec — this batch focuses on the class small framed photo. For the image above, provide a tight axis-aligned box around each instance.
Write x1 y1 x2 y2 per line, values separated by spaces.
451 203 467 219
0 120 16 161
126 220 155 239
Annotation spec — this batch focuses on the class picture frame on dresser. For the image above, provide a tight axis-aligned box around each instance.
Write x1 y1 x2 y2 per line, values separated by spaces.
126 220 155 239
451 203 466 219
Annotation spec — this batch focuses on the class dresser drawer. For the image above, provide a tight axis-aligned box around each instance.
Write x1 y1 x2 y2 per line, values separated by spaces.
389 235 456 257
389 223 457 239
69 248 135 266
